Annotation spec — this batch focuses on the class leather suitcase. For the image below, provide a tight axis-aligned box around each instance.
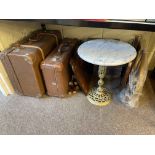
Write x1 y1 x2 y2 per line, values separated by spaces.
0 47 23 95
4 30 62 97
0 31 38 95
70 53 93 95
41 38 79 97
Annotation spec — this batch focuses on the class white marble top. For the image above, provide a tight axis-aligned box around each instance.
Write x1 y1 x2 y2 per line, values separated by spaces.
77 39 137 66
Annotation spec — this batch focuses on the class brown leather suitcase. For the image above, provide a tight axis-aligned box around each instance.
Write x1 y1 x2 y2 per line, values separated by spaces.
5 30 62 97
0 31 39 95
0 47 23 95
41 38 79 97
70 53 93 95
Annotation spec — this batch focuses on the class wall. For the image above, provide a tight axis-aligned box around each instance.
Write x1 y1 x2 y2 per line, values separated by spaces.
0 61 14 95
0 20 41 50
0 20 155 70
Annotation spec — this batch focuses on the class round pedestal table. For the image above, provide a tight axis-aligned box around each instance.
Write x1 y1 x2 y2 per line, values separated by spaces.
78 39 137 106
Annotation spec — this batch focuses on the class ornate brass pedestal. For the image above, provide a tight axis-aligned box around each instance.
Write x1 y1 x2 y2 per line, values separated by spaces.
87 66 111 106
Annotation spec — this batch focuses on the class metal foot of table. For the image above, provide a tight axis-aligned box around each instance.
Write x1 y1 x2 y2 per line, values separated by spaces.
87 66 111 106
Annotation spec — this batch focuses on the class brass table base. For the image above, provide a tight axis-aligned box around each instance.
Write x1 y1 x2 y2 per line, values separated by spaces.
87 88 111 106
87 66 112 106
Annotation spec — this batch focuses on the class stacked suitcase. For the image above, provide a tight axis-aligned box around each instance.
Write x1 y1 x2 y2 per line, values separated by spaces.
0 30 62 97
0 29 91 98
41 38 79 97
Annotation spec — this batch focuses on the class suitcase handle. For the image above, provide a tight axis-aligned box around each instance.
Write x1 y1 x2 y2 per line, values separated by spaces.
52 42 70 61
58 42 70 53
29 33 48 42
29 32 59 46
38 33 59 46
29 35 42 42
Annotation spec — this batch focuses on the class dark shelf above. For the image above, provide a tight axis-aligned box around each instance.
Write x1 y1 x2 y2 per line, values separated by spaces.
2 19 155 32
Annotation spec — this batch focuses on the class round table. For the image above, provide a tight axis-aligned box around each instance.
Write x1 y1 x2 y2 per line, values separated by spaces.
78 39 137 106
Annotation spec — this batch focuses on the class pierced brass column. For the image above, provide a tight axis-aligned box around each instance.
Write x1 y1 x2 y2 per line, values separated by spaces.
87 66 111 106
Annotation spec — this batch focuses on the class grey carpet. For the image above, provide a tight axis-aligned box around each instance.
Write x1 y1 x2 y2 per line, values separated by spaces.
0 79 155 135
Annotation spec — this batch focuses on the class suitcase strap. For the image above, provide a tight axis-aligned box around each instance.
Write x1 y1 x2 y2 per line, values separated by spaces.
20 45 45 60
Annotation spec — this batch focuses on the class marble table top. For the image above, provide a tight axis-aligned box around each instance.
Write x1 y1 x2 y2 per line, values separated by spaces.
77 39 137 66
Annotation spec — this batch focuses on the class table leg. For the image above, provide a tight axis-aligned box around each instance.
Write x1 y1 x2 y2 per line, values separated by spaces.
87 66 111 106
